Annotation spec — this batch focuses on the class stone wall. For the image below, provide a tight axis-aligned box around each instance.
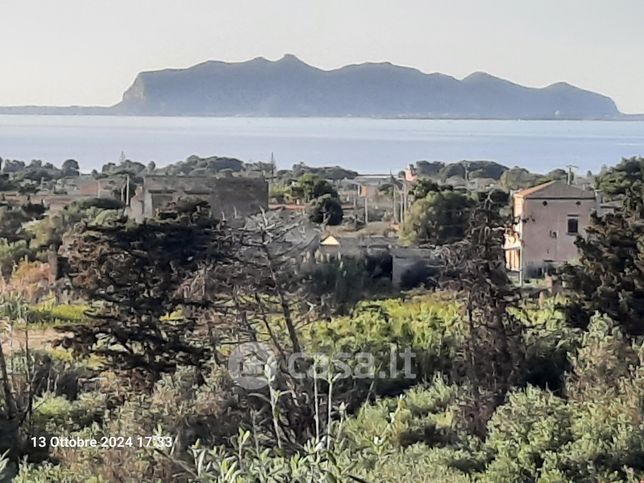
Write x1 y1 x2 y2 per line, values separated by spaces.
128 175 268 221
210 177 268 219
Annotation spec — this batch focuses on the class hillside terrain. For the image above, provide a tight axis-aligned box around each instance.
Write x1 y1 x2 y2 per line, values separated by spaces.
0 56 622 119
112 55 620 119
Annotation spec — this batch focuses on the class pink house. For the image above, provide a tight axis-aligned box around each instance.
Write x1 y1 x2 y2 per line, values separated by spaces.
504 181 598 280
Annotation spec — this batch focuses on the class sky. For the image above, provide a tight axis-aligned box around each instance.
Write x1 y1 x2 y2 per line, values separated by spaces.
1 0 643 113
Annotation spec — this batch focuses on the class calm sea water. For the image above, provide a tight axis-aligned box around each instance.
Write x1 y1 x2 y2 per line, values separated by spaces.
1 115 643 174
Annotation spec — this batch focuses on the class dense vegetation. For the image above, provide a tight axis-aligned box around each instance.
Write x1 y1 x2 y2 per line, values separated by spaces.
412 160 569 189
564 156 644 336
0 158 641 482
400 182 473 245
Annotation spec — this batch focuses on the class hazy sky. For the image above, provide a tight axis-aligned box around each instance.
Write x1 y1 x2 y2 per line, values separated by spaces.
1 0 643 112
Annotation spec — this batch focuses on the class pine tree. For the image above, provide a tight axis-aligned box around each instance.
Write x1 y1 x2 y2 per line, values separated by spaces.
563 194 644 337
61 201 233 386
444 190 525 436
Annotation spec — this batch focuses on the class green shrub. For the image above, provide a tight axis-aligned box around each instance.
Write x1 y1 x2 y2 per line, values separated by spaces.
31 392 106 434
305 295 462 392
0 239 34 277
14 460 105 483
30 301 88 326
480 316 644 482
343 376 461 449
483 387 573 482
519 299 580 393
304 257 392 313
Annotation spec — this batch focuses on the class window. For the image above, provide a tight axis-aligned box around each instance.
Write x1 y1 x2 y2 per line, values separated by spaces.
567 217 579 234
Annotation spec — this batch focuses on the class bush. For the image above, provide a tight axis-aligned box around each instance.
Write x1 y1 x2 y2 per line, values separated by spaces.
0 239 34 278
307 194 343 225
31 391 105 434
518 299 579 394
483 387 573 482
480 316 644 482
343 376 461 449
304 295 462 399
8 291 643 483
304 257 392 313
30 298 88 326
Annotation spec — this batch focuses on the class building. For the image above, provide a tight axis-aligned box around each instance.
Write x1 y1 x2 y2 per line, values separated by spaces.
317 233 393 261
504 181 599 279
74 176 126 198
127 175 268 222
404 164 418 182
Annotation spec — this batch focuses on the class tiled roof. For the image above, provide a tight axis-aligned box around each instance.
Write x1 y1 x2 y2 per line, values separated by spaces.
514 181 558 198
514 181 596 199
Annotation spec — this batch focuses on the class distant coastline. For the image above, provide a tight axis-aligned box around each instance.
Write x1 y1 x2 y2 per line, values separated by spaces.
1 109 642 121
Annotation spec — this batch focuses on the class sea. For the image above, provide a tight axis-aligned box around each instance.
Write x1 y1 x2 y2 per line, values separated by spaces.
1 115 643 174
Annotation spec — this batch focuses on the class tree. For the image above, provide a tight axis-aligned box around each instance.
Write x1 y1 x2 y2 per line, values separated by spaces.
499 167 541 190
307 194 343 225
230 212 313 354
415 160 445 177
293 173 338 203
408 179 454 203
595 157 644 205
439 160 508 181
400 190 473 245
0 203 46 245
28 198 123 251
443 189 525 436
539 168 570 184
61 159 80 177
562 191 644 337
61 202 233 386
0 174 17 192
2 160 25 173
290 163 358 180
61 202 318 391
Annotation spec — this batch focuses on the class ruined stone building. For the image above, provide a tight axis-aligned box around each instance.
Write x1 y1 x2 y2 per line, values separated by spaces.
127 175 268 222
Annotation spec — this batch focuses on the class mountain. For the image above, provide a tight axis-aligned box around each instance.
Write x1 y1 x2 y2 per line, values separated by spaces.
111 55 620 119
1 55 622 119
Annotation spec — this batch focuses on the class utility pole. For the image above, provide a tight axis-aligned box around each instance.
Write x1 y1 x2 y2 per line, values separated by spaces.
399 183 403 224
364 195 369 224
519 242 524 287
392 183 397 224
566 164 578 185
125 173 130 206
354 183 359 211
401 178 407 222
